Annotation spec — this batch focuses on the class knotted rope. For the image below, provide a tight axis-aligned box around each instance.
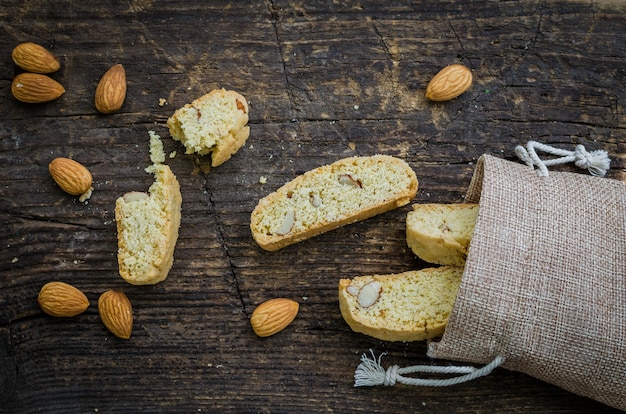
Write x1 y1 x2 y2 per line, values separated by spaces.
515 141 610 177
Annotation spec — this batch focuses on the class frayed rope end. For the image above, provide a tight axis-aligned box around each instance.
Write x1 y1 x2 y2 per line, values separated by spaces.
354 350 391 387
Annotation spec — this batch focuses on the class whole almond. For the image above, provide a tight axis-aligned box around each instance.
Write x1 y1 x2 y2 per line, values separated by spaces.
250 298 299 337
95 64 127 114
12 42 60 74
48 157 94 202
98 290 133 339
38 281 89 317
425 64 473 102
11 73 65 103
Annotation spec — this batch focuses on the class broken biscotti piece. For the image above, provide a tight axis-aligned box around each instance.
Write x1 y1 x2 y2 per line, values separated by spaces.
250 155 419 251
115 131 182 285
166 88 249 167
406 203 478 266
338 266 463 342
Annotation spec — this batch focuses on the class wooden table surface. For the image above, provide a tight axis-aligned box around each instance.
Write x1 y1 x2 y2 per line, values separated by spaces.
1 1 625 413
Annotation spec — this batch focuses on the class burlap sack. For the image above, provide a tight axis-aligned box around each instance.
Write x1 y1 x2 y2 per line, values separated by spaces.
427 154 626 411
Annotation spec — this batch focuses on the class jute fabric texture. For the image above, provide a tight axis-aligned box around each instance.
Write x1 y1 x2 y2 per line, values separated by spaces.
428 155 626 411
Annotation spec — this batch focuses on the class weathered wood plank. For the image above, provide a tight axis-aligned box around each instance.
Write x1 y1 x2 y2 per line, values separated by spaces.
1 0 624 412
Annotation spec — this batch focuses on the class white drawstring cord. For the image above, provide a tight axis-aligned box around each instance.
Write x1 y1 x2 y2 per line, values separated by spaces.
354 350 505 387
515 141 610 177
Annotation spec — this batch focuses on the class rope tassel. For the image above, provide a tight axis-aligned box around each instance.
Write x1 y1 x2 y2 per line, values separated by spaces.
515 141 611 177
354 350 505 387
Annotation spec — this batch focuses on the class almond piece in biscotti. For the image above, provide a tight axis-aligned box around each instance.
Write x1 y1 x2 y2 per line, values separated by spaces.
356 281 382 308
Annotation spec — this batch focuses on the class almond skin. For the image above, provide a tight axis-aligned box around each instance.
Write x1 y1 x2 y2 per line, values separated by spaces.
250 298 299 337
95 63 127 114
48 157 94 202
12 42 60 74
38 282 89 317
11 73 65 103
98 290 133 339
425 64 473 102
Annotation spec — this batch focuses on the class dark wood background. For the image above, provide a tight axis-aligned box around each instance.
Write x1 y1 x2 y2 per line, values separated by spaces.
1 1 624 413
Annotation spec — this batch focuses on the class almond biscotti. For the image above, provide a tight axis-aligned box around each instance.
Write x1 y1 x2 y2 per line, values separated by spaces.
167 88 249 167
250 155 418 251
406 203 478 266
339 266 463 341
115 132 182 285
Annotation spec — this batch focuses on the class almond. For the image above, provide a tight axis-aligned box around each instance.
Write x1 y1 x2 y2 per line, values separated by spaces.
95 63 127 114
98 290 133 339
356 280 382 308
425 64 473 102
250 298 299 337
11 73 65 103
276 210 295 235
38 281 89 317
48 157 94 202
122 191 149 203
338 173 362 188
12 42 60 74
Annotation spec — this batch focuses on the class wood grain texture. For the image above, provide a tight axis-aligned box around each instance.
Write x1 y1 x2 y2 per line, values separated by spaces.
1 0 624 413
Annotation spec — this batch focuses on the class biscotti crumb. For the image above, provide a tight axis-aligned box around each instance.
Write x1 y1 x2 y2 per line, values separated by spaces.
259 176 267 184
148 131 166 165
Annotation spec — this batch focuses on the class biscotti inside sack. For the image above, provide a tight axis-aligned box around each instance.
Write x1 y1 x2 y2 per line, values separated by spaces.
406 203 478 266
338 266 463 342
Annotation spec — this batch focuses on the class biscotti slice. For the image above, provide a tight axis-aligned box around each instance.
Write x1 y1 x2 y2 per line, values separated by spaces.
406 203 478 266
167 88 249 167
339 266 463 342
115 133 182 285
250 155 418 251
